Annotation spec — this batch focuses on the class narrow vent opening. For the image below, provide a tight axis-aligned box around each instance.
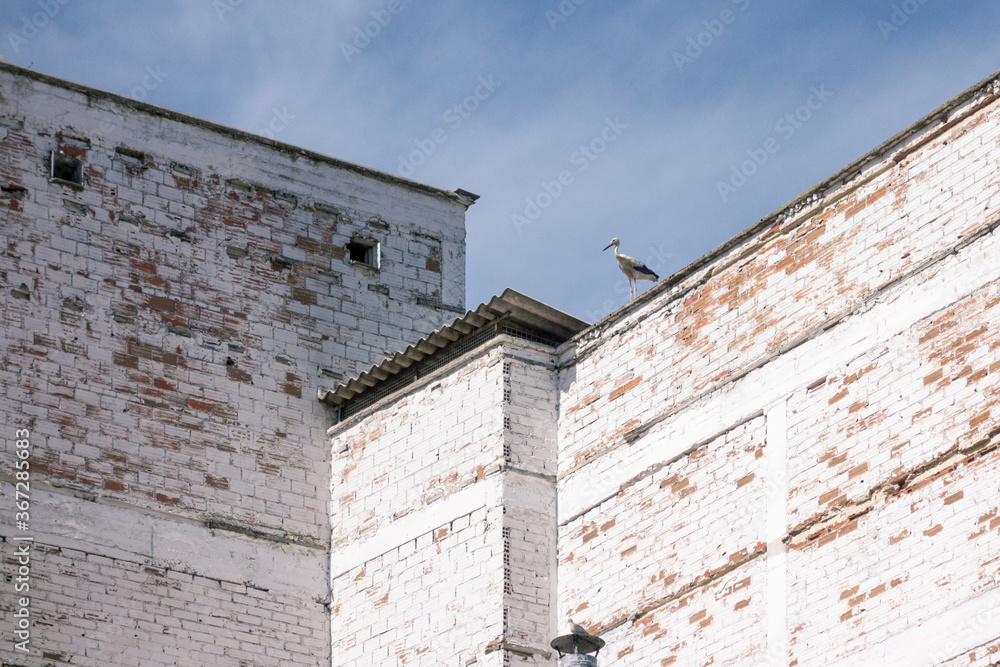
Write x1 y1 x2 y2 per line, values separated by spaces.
50 151 82 184
346 237 379 269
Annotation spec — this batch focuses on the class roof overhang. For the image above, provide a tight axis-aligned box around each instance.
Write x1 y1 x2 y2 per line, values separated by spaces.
318 289 588 413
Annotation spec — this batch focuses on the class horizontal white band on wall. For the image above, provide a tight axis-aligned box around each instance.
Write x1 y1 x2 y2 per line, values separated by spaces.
330 476 499 580
559 219 1000 523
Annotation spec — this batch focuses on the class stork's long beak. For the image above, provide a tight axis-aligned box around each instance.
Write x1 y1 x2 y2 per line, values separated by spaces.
603 242 614 251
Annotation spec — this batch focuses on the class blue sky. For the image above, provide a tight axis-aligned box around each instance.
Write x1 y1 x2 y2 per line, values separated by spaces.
3 1 1000 322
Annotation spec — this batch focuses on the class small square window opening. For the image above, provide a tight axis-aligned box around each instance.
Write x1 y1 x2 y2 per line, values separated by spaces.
346 237 380 270
50 151 83 185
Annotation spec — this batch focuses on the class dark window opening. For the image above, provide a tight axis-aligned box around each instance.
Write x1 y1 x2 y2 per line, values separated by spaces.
50 151 82 184
114 145 147 170
346 237 379 269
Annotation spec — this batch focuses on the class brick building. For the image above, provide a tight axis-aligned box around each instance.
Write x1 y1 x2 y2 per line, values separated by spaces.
4 60 1000 666
0 61 474 666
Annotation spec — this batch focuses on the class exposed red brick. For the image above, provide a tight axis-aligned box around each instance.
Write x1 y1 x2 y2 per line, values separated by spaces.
944 490 964 505
828 388 849 404
818 488 842 505
970 411 991 428
130 259 157 275
609 376 642 401
188 398 213 412
147 295 175 312
153 377 176 392
205 475 229 490
866 186 887 205
844 200 867 219
889 530 910 545
155 493 180 505
725 577 751 596
849 462 868 479
227 366 252 383
828 453 848 467
113 352 139 369
291 287 316 305
923 369 943 385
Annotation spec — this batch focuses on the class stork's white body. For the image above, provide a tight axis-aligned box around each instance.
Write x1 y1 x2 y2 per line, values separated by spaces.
603 238 659 300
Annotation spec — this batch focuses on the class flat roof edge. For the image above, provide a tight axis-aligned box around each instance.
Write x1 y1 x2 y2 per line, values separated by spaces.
0 61 476 209
576 65 1000 339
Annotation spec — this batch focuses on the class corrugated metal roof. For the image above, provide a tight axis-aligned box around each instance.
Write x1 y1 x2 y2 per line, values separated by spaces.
318 289 588 413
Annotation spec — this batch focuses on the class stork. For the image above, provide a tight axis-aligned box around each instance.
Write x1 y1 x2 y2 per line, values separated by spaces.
603 238 659 300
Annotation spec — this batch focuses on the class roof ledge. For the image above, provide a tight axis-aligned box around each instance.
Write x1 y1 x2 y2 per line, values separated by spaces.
319 289 587 417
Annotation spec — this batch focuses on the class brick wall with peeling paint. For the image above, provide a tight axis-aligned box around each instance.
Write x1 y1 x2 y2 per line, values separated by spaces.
331 505 506 666
4 61 1000 667
556 75 1000 665
323 73 1000 666
0 63 469 667
4 542 329 665
328 339 559 665
559 417 768 649
331 347 505 551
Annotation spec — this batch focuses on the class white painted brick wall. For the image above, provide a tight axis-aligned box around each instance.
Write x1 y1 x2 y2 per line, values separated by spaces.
558 93 1000 484
328 338 560 665
325 76 1000 666
5 58 1000 667
331 506 504 666
555 76 1000 666
559 416 767 639
0 62 469 666
0 484 329 666
330 346 505 550
597 557 769 664
788 449 1000 665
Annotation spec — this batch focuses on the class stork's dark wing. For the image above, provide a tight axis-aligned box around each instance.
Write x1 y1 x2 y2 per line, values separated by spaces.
634 263 658 279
